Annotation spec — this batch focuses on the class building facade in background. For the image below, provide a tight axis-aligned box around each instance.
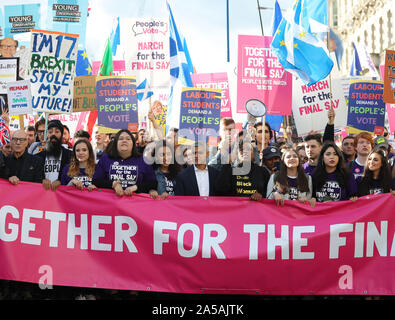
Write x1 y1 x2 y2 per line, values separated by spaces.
330 0 395 76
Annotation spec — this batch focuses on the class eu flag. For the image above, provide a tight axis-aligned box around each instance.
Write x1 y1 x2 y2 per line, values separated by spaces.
271 0 333 86
75 49 92 76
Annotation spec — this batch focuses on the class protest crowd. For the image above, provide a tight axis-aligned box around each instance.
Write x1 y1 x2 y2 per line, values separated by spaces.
1 0 395 302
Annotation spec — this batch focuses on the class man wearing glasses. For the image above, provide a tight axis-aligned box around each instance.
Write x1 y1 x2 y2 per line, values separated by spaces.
0 37 18 58
4 130 44 185
28 118 46 155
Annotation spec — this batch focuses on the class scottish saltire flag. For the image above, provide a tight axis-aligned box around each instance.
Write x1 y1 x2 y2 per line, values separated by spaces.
301 0 328 33
166 2 194 133
76 49 93 76
350 42 362 76
271 0 333 86
136 79 154 101
110 17 120 57
168 3 193 88
271 0 283 36
0 118 10 147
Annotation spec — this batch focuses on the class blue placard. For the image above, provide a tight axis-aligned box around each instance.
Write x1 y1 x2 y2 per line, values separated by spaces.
179 87 222 143
4 4 41 37
47 0 89 49
347 80 385 134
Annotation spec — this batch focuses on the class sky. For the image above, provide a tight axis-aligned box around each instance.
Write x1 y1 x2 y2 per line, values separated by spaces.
85 0 293 73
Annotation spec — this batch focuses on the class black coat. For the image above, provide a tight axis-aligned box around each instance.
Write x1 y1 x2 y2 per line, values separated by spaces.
5 151 44 183
174 165 219 196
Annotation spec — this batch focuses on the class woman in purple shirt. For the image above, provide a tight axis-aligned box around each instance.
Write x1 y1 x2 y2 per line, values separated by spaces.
358 149 394 196
92 129 157 197
312 141 358 202
61 139 97 190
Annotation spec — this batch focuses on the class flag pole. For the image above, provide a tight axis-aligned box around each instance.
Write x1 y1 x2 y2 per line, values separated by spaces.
257 0 266 150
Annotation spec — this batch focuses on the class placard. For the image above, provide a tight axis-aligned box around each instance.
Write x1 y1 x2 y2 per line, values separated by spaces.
237 35 292 115
28 29 79 114
6 80 32 115
191 72 232 118
347 80 385 134
96 76 138 133
179 87 221 144
73 75 96 112
292 76 347 137
122 18 170 87
383 49 395 104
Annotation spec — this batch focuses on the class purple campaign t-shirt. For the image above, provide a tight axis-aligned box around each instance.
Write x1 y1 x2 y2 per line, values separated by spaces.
61 165 92 187
93 153 156 189
287 176 299 200
314 172 357 202
350 159 365 183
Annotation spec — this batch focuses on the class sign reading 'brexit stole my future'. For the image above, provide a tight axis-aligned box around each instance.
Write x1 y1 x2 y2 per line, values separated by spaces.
29 29 79 114
96 76 138 134
347 80 385 134
179 88 221 144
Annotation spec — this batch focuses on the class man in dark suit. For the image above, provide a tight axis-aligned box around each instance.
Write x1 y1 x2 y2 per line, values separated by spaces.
37 120 71 191
5 130 44 184
175 141 219 196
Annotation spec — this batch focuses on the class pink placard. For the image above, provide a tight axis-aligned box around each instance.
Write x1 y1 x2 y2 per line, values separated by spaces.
92 60 126 76
237 35 292 115
191 72 232 118
1 180 395 295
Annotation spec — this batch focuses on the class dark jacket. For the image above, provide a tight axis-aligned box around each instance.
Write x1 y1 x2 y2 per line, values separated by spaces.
0 152 7 179
215 163 270 198
5 151 44 183
174 165 219 196
37 147 72 182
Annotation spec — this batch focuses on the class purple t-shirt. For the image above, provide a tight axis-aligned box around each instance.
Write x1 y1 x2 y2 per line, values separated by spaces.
303 162 316 176
314 172 357 202
350 159 365 183
93 153 156 190
287 177 299 200
61 165 92 187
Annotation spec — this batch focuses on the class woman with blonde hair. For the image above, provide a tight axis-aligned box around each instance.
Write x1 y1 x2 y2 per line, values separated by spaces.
61 139 97 191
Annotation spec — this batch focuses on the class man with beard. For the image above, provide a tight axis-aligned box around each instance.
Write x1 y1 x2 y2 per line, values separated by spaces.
37 120 71 191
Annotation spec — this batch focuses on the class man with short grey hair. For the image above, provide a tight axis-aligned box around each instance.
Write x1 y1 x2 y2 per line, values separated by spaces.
5 130 44 185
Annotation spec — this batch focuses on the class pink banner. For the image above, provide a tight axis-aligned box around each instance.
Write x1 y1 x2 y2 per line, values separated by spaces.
92 60 126 76
1 180 395 295
191 72 232 118
237 35 292 115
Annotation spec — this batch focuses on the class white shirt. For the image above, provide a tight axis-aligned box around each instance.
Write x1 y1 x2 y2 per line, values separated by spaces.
194 165 210 197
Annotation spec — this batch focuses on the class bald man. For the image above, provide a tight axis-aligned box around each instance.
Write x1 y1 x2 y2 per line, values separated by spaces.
5 130 44 185
0 37 18 57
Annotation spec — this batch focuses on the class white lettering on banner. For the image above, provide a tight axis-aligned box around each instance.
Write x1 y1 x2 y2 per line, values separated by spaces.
153 221 227 259
0 206 139 253
1 204 395 260
243 224 315 260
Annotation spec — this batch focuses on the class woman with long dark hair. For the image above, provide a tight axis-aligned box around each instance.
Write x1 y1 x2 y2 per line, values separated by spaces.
92 129 157 197
149 140 180 200
312 141 358 202
60 139 97 191
358 149 394 196
267 148 315 206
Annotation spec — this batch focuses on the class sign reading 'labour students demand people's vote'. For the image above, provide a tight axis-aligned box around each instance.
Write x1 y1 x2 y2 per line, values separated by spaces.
96 76 138 134
347 80 385 135
29 29 79 114
179 88 221 144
